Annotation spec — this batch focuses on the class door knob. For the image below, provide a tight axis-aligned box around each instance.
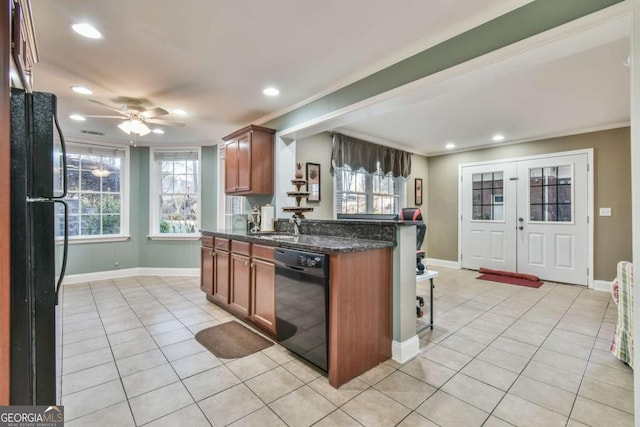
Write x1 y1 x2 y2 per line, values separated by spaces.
518 226 524 230
518 218 524 222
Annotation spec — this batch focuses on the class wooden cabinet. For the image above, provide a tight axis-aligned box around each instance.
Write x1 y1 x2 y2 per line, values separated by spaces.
223 125 275 195
229 241 251 317
328 247 392 388
10 0 38 91
250 245 276 335
200 236 214 295
201 236 277 337
212 238 230 305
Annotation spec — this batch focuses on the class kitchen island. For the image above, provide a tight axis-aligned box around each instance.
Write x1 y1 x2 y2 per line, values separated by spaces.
200 229 393 388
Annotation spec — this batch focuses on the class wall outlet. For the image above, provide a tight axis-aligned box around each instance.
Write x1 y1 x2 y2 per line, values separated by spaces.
599 207 612 216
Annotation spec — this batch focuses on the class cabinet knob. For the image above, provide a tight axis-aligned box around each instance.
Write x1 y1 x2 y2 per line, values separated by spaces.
245 261 249 266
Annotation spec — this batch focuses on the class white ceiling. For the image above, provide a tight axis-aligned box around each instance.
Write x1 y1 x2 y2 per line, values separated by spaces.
336 19 630 156
29 1 630 154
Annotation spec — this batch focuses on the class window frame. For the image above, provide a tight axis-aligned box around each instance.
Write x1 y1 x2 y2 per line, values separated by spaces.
148 147 202 240
333 165 406 218
62 141 130 243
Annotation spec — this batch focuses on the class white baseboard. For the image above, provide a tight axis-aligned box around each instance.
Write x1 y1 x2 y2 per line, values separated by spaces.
391 335 420 364
63 267 199 285
593 279 613 293
426 258 461 269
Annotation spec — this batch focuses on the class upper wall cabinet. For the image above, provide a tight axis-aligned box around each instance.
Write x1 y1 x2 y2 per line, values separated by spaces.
223 125 275 195
10 0 38 92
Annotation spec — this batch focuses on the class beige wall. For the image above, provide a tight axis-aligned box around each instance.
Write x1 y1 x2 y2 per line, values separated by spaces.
296 133 430 221
426 127 631 281
296 132 334 219
408 154 429 213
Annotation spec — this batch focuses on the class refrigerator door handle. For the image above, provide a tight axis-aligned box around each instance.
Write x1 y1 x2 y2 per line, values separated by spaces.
52 106 67 199
53 200 68 305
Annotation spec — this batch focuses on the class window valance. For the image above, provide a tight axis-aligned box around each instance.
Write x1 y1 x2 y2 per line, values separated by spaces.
330 132 412 178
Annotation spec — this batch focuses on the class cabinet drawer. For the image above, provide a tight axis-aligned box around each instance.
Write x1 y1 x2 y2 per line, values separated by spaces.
252 244 274 262
201 236 214 248
214 238 230 251
231 240 251 256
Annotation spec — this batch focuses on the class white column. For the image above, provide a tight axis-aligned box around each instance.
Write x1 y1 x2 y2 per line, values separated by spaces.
274 133 296 217
392 225 420 363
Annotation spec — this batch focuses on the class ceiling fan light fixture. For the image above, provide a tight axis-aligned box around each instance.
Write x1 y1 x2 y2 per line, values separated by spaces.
152 128 165 134
118 119 151 136
172 109 188 116
91 168 111 178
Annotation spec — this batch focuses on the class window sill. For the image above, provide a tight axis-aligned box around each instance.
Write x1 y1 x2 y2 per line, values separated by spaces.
60 236 132 244
147 234 202 241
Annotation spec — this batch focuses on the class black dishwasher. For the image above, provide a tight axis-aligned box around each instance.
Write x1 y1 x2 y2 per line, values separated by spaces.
274 248 329 371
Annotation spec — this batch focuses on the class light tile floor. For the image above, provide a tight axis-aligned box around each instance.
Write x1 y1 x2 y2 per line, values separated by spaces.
59 268 634 426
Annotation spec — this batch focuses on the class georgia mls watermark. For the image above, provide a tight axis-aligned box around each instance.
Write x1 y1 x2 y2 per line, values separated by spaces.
0 406 64 427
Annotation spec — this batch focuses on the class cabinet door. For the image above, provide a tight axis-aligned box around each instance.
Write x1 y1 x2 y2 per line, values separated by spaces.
236 132 252 192
230 253 251 317
224 140 238 193
251 258 276 335
213 249 230 304
200 246 214 295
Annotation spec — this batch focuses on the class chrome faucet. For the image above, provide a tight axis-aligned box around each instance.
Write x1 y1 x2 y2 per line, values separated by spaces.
290 215 301 236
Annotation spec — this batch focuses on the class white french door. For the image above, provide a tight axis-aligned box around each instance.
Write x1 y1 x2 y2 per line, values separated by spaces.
460 152 590 285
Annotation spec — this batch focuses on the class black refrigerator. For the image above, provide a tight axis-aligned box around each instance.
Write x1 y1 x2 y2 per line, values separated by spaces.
10 88 68 405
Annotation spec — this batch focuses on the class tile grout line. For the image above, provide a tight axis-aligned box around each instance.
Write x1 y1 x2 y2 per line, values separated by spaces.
109 276 215 427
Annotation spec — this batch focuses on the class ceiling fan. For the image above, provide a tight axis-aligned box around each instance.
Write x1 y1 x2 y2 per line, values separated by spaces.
85 99 186 136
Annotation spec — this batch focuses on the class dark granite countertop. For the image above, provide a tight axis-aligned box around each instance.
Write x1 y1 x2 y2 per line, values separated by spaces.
201 229 394 254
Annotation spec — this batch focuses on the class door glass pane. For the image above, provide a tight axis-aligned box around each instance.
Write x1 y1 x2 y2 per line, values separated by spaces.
529 165 572 222
471 171 505 221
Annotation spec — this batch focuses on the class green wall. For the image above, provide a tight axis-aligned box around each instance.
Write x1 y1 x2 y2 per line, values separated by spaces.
64 145 218 275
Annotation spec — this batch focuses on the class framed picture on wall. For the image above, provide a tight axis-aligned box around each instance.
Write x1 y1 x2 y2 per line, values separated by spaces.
306 163 321 202
415 178 423 205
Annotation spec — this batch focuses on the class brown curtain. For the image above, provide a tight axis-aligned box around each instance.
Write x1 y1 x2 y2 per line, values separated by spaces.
330 132 412 178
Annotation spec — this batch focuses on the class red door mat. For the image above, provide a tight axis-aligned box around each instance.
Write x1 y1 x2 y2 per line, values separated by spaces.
476 267 543 288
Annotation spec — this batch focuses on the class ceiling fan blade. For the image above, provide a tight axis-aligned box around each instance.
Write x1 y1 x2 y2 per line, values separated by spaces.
83 115 126 119
88 99 125 115
146 118 186 127
141 107 169 118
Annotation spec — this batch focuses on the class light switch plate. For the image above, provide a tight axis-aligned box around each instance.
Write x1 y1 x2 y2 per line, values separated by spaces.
599 207 612 216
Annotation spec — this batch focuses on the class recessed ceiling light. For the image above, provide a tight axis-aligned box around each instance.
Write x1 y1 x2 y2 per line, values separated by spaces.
263 87 280 97
173 109 188 116
492 134 505 142
71 86 93 95
69 114 86 121
152 128 165 134
445 142 455 149
72 23 103 39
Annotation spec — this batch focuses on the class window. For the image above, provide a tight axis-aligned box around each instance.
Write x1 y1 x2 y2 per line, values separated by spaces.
218 143 246 229
61 143 127 238
335 165 403 215
529 165 572 222
150 148 201 236
471 171 504 221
